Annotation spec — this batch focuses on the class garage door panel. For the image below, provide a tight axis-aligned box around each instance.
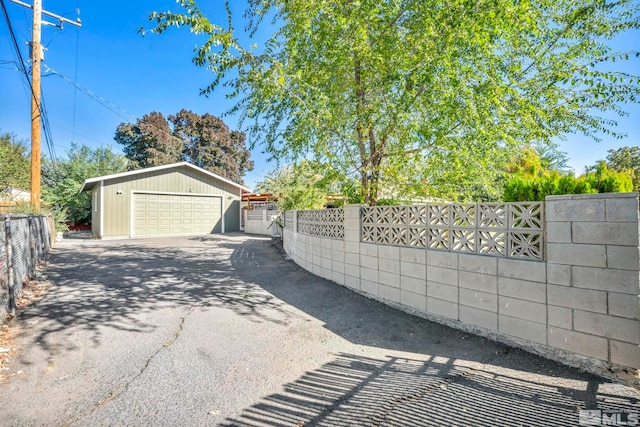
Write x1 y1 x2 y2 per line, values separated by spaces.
133 193 222 237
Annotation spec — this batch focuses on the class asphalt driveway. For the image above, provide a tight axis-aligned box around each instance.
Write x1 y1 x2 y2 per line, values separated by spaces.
0 234 638 426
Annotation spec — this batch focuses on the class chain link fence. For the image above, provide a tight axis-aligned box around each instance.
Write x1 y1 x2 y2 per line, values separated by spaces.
0 215 54 324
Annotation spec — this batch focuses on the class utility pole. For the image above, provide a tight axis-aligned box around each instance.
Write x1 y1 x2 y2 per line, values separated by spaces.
7 0 81 211
30 0 41 211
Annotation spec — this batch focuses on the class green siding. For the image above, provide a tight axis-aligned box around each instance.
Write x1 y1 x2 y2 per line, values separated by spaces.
225 200 241 232
100 166 241 238
91 185 102 238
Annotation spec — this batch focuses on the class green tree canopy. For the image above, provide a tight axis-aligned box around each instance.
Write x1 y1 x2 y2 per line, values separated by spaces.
171 109 254 183
532 141 571 173
149 0 640 204
257 160 358 211
115 111 183 169
115 110 254 184
604 146 640 190
42 144 129 224
0 132 30 195
504 150 633 201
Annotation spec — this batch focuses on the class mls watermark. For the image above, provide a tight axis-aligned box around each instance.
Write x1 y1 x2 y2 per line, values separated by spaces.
579 409 638 426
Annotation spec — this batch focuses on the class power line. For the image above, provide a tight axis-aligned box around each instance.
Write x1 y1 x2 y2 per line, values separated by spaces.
1 60 56 160
1 2 30 90
43 65 190 148
6 0 81 210
0 0 56 162
40 90 56 159
44 64 138 123
50 122 110 145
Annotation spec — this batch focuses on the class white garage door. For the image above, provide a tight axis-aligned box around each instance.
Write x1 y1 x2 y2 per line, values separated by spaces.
133 193 222 237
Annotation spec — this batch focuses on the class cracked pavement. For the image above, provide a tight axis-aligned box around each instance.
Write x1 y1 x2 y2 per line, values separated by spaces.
0 233 638 426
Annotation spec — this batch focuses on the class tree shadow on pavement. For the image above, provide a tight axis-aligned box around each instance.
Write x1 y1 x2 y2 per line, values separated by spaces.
220 236 639 426
15 235 290 362
13 234 639 426
219 352 638 427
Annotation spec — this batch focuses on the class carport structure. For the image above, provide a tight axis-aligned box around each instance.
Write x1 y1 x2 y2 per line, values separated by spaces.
80 162 251 239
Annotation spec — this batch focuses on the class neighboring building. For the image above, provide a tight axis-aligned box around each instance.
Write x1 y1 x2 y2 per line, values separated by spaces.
240 193 277 233
2 187 31 202
80 162 250 239
242 192 277 211
0 188 31 213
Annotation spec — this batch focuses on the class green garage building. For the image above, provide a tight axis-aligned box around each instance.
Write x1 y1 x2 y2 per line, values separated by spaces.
80 162 250 239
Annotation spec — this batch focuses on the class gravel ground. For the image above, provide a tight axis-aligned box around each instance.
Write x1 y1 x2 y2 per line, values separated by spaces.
0 233 637 426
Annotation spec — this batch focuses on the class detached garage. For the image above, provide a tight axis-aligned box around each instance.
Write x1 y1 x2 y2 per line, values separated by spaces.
80 162 250 239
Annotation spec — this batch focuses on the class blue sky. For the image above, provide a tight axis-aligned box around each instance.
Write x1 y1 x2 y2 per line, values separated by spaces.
1 0 639 191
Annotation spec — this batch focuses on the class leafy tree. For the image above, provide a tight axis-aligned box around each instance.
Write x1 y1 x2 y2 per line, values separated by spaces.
115 110 253 184
385 144 511 203
257 160 357 211
504 157 632 201
42 144 129 224
0 132 30 194
379 140 567 203
532 142 571 173
605 146 640 191
170 109 254 183
114 111 183 169
504 172 595 201
584 161 634 193
149 0 640 205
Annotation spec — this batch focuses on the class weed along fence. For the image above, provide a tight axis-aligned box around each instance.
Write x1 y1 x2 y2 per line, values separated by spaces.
283 192 640 375
0 215 55 324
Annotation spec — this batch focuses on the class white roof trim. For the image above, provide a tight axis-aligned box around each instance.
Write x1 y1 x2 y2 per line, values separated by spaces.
80 161 252 193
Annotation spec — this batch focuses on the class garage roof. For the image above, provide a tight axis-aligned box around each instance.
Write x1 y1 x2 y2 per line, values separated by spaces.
80 161 252 193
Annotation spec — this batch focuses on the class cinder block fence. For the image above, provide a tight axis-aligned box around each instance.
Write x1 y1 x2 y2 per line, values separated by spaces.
244 208 278 236
282 193 640 375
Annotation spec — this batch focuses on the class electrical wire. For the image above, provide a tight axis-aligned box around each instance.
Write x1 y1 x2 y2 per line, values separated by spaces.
1 0 57 162
43 65 189 148
40 90 56 159
1 2 30 89
44 64 137 123
50 122 110 145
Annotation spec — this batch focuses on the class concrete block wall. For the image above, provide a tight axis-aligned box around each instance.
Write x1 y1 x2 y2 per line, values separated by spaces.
545 193 640 369
244 209 278 236
282 193 640 373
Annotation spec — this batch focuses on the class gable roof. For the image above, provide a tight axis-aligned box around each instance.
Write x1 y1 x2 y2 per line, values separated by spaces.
80 161 252 193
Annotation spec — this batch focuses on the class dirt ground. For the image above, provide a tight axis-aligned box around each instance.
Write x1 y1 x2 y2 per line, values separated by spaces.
0 233 638 426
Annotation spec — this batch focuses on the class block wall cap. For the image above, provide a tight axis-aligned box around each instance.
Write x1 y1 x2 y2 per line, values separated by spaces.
546 192 638 201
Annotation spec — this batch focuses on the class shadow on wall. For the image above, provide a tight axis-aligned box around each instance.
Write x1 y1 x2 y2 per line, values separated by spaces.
20 235 638 425
221 238 638 426
220 352 638 427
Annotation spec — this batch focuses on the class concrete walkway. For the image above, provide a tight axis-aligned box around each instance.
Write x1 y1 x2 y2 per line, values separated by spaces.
0 234 638 426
